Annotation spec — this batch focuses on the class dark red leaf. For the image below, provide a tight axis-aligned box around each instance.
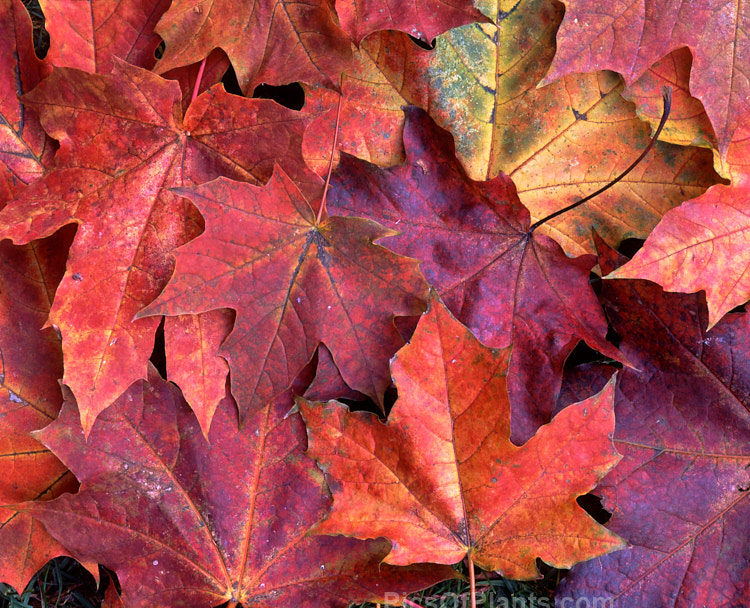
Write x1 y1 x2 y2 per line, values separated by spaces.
23 367 456 607
556 234 750 607
328 107 623 442
139 167 428 423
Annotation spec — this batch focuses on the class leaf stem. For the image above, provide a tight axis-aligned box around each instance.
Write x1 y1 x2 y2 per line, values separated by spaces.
191 56 208 104
469 555 477 608
528 86 672 234
316 88 344 226
403 599 425 608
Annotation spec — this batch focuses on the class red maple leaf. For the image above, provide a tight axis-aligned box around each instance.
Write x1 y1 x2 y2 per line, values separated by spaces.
556 235 750 607
20 367 456 606
0 228 78 592
329 107 623 442
163 309 232 438
541 0 749 158
608 115 750 328
153 0 353 93
0 62 320 434
299 295 625 576
0 0 53 202
140 167 428 423
40 0 170 73
334 0 487 44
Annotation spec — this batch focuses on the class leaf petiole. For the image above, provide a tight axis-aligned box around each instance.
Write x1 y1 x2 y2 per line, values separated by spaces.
191 56 208 104
316 87 344 225
528 86 672 233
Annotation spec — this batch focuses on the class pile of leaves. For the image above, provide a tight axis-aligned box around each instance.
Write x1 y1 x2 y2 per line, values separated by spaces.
1 0 749 605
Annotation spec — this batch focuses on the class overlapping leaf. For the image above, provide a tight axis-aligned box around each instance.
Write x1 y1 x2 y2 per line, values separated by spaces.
299 296 624 576
39 0 231 109
334 0 486 43
542 0 749 159
302 31 430 175
0 0 53 202
418 0 720 256
329 107 621 442
163 309 232 437
0 63 321 434
608 116 750 328
19 367 456 607
556 236 750 607
140 168 428 424
0 228 78 592
40 0 170 73
153 0 352 93
624 47 716 151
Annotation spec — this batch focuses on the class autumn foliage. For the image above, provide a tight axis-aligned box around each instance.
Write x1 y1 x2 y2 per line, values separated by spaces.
0 0 748 605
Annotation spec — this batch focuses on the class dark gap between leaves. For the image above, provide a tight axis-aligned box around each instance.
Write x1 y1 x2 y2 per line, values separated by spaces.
564 341 622 369
150 316 167 378
154 40 165 61
222 65 243 96
20 0 49 58
252 82 305 110
617 237 645 259
408 34 436 50
576 493 612 525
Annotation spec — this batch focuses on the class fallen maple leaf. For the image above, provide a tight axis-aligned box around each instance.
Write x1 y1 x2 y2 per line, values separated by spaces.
555 235 750 607
153 0 352 93
624 47 717 151
0 228 78 592
302 31 430 176
334 0 487 44
39 0 170 73
163 309 232 438
0 0 53 202
299 295 625 576
0 62 320 434
329 107 622 442
139 167 428 424
607 115 750 328
541 0 749 159
418 0 720 256
21 366 456 607
303 345 366 403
